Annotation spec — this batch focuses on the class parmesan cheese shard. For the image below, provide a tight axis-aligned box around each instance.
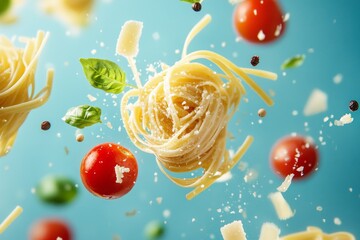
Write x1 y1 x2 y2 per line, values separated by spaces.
277 174 294 192
268 192 294 220
334 113 353 126
116 20 143 58
303 89 328 116
259 222 280 240
0 206 23 234
220 220 247 240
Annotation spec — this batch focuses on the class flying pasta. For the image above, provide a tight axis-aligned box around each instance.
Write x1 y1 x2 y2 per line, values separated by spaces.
0 31 54 157
41 0 94 28
119 15 277 200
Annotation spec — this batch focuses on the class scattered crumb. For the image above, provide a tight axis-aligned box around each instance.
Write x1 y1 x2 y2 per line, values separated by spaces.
334 113 353 126
106 121 113 129
64 146 69 155
163 209 171 218
334 217 342 225
333 74 343 84
87 94 97 102
156 197 163 204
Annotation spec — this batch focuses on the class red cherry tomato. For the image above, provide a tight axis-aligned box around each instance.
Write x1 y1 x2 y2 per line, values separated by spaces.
80 143 138 199
270 135 319 180
233 0 286 44
29 218 72 240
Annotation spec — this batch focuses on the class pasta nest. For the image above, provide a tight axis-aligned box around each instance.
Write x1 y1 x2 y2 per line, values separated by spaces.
0 31 53 157
120 15 276 199
121 50 275 199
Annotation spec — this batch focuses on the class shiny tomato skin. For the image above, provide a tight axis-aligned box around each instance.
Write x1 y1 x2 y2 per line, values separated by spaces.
233 0 286 44
80 143 138 199
270 136 319 180
29 218 72 240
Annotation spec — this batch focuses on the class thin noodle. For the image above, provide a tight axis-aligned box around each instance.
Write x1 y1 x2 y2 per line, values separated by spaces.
0 31 53 157
120 15 276 199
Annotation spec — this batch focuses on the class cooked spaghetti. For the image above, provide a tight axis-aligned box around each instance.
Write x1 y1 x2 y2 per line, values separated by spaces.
120 15 277 200
0 31 53 157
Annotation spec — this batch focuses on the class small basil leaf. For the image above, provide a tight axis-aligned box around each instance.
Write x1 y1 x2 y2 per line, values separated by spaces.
180 0 200 3
62 105 101 129
0 0 11 16
281 55 306 70
80 58 127 94
36 175 78 205
145 220 165 239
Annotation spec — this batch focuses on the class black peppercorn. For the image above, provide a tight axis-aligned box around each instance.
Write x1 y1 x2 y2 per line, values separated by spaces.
41 121 51 130
192 2 202 12
349 100 359 112
251 56 260 66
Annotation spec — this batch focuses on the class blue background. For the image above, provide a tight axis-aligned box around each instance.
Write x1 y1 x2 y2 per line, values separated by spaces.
1 0 359 239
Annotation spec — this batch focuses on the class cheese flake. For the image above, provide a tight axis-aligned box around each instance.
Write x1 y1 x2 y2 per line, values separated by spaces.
116 20 143 58
259 222 280 240
303 89 328 116
220 220 247 240
277 174 294 192
268 192 294 220
115 165 130 184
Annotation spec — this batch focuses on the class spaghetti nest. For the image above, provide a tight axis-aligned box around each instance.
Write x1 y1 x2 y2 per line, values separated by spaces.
120 15 277 199
0 31 53 157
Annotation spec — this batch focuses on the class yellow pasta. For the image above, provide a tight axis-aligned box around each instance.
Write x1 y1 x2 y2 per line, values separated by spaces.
41 0 94 27
281 226 355 240
120 15 277 200
0 31 53 157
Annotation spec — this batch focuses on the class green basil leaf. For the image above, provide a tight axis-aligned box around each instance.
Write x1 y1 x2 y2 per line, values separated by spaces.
36 175 78 205
145 220 165 239
62 105 101 129
0 0 11 16
281 55 306 70
180 0 200 3
80 58 127 94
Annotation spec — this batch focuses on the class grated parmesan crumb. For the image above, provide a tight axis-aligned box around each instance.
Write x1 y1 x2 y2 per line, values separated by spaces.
87 94 97 102
114 165 130 184
334 113 353 126
334 217 342 225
